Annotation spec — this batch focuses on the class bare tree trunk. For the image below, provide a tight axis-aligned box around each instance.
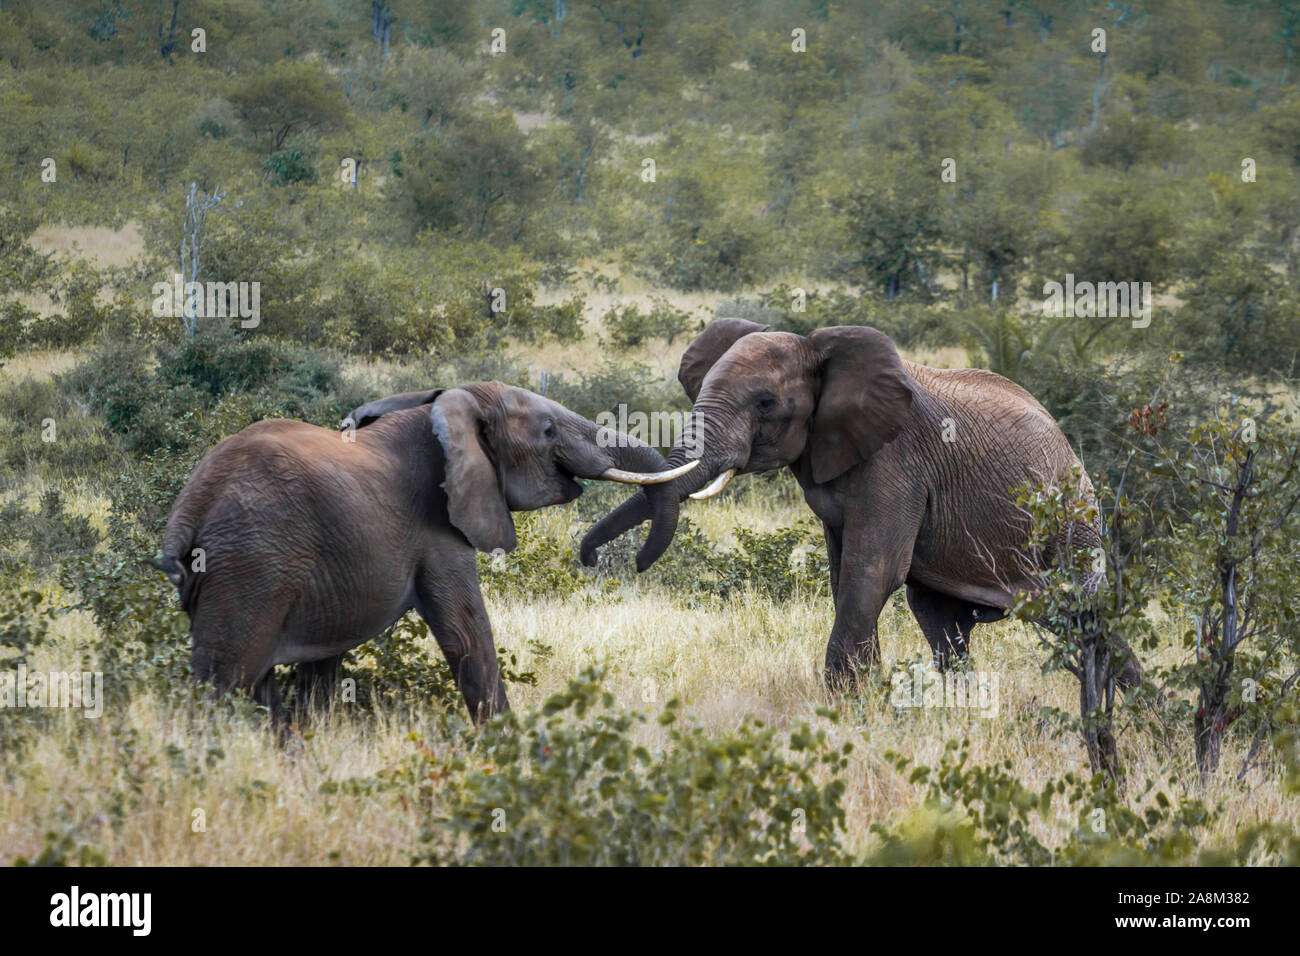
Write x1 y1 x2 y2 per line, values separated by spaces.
158 0 180 62
1089 52 1108 133
1080 630 1122 783
1196 450 1253 783
180 182 225 336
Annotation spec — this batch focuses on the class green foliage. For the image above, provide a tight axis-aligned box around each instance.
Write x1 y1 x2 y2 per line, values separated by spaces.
263 140 319 186
405 669 851 865
600 298 698 349
229 59 348 152
872 739 1235 866
0 565 50 672
753 285 946 350
59 554 191 700
545 357 687 429
338 614 541 713
13 828 107 867
833 151 943 298
1144 414 1300 777
648 518 829 605
476 513 603 602
1176 249 1300 376
1010 466 1136 779
0 489 99 573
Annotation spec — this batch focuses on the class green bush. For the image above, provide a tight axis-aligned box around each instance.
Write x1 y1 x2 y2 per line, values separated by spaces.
544 358 687 431
755 284 946 349
59 554 191 702
870 738 1300 865
404 669 852 865
337 614 541 713
647 518 829 605
476 512 601 602
601 298 698 349
0 490 99 573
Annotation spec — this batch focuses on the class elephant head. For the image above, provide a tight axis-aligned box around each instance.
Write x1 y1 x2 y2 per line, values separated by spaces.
580 319 914 570
344 383 696 554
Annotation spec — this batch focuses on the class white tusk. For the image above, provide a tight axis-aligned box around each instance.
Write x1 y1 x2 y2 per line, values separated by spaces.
599 459 699 485
689 468 737 500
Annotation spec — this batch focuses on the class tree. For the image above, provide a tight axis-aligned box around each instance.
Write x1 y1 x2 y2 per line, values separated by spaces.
834 150 943 298
397 113 547 240
1148 416 1300 782
229 60 349 152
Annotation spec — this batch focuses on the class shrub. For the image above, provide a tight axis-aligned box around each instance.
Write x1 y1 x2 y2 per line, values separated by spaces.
870 738 1300 865
406 669 852 865
0 490 100 573
59 554 191 702
0 565 55 757
755 284 946 349
647 518 829 605
601 298 698 349
544 358 687 431
337 614 541 713
22 260 128 349
476 512 600 602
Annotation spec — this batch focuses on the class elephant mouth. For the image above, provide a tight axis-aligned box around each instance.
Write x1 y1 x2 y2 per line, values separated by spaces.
556 466 584 504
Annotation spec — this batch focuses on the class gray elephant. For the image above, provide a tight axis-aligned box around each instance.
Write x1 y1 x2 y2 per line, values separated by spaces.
581 319 1141 688
158 383 695 724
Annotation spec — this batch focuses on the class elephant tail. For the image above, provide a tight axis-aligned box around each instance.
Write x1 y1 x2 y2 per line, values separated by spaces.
159 520 203 615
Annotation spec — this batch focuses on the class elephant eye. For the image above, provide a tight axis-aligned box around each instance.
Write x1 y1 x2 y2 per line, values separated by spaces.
756 396 777 413
543 421 557 440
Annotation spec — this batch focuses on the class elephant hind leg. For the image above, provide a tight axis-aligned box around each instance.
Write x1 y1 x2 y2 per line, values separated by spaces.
293 653 344 721
252 670 287 725
906 585 996 671
189 596 289 727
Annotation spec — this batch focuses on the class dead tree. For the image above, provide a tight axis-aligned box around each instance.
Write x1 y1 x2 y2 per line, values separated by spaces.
180 182 225 335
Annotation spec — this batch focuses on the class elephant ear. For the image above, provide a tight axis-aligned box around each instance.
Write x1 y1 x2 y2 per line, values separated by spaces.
807 326 914 485
678 317 770 402
344 388 444 430
430 389 517 554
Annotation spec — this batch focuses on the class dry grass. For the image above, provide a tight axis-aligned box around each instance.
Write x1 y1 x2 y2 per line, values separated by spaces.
2 271 1294 866
3 483 1296 865
0 348 82 383
30 222 144 268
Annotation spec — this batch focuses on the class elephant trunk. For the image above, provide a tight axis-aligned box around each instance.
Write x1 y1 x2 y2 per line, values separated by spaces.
580 400 741 572
561 415 703 573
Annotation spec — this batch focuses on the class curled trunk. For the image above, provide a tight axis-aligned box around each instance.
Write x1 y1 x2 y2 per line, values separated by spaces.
580 404 734 572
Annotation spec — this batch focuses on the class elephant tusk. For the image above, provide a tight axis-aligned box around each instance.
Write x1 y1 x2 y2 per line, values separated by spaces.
689 468 737 500
599 459 699 485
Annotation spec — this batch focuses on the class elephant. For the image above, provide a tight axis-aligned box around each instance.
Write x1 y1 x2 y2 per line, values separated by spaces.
580 319 1142 690
157 382 696 725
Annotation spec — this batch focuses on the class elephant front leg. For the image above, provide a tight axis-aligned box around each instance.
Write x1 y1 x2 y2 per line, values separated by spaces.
822 507 919 693
823 555 902 692
414 562 509 724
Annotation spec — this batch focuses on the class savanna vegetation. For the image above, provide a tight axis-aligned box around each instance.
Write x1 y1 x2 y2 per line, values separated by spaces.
1 0 1299 865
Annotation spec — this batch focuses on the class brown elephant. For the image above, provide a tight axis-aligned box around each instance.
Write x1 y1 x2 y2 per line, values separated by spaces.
157 383 695 724
581 319 1141 688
